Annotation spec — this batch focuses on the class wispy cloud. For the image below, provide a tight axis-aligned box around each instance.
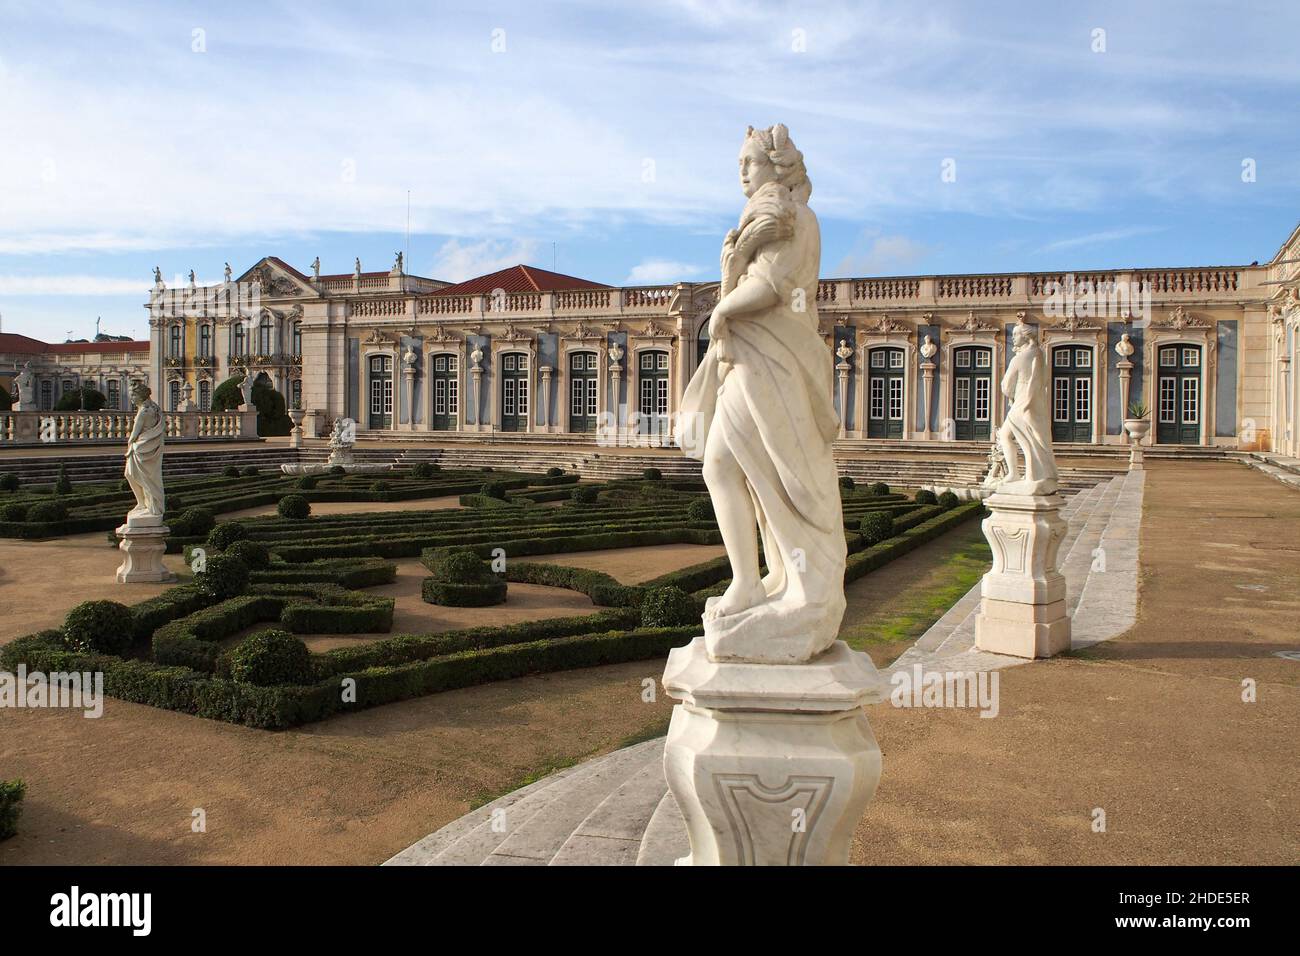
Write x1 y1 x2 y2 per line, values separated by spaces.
0 275 150 296
624 259 705 284
428 239 542 282
834 235 931 277
1040 226 1168 253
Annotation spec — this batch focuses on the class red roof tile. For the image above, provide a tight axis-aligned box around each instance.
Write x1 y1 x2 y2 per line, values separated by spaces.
432 265 610 296
0 334 147 356
0 333 51 354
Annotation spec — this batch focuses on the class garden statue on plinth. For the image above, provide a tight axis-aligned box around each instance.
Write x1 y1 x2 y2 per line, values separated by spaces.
974 318 1070 658
327 417 357 466
116 383 176 583
13 362 35 411
664 124 883 867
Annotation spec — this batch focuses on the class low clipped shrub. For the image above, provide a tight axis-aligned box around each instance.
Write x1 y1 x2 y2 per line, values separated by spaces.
227 629 312 686
277 494 311 519
859 511 894 546
206 522 248 550
640 586 699 628
686 498 715 523
195 553 250 601
54 465 73 495
480 480 507 500
642 467 663 481
223 465 241 478
296 475 318 490
26 500 68 523
0 780 25 841
63 599 135 655
914 489 938 506
242 466 260 477
545 467 564 478
867 481 890 496
570 485 599 504
937 490 960 510
422 548 508 606
0 473 18 492
0 502 28 522
369 479 391 494
226 539 271 570
411 462 438 479
330 465 346 476
838 475 855 492
172 506 216 538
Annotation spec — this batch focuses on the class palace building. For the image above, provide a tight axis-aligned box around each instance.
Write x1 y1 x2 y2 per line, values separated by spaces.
1 333 151 410
146 223 1300 457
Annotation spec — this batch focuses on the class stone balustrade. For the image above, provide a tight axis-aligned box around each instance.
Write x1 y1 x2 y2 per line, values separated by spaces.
0 410 258 445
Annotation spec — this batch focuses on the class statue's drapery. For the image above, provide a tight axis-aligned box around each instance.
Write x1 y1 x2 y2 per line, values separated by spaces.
125 403 167 519
679 188 846 655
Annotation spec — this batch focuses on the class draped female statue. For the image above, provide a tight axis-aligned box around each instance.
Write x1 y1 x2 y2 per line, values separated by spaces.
124 383 167 522
678 124 845 663
994 319 1059 495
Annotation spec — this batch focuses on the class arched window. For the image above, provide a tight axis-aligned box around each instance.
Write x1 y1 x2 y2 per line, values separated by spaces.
169 324 182 358
234 323 248 357
199 324 212 358
290 379 302 410
258 317 274 356
292 322 302 357
168 380 180 411
40 381 53 410
106 380 120 410
199 380 211 411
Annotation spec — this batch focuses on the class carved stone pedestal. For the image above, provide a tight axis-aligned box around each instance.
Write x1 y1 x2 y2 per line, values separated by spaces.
974 491 1070 658
661 636 883 866
115 519 176 584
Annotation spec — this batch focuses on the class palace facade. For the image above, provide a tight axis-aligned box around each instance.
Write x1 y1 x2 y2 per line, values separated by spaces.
1 334 151 410
147 224 1300 456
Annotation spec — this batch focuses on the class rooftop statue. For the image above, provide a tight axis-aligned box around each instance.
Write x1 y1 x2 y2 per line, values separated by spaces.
677 123 845 663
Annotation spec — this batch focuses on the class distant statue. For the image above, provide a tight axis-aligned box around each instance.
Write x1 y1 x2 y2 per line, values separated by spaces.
677 123 844 662
394 251 404 274
354 257 362 277
153 266 164 289
124 383 166 522
14 362 35 409
224 262 233 283
994 319 1058 495
312 256 321 281
835 341 853 364
234 365 254 407
920 335 937 362
609 342 624 368
982 439 1007 488
327 417 357 465
470 345 484 369
188 269 197 287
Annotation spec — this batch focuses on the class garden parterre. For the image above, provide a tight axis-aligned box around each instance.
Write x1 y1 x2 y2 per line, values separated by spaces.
1 468 981 730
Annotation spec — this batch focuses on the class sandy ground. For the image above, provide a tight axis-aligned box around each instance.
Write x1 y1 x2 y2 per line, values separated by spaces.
218 494 466 520
1 460 1295 865
525 543 726 585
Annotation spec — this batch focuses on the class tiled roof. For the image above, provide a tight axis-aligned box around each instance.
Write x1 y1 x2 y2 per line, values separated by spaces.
0 334 147 355
432 265 611 296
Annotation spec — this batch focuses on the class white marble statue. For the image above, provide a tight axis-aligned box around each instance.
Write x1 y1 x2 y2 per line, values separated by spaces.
982 439 1007 488
470 345 484 370
237 366 254 407
678 123 845 663
124 383 166 522
994 319 1058 495
14 362 35 409
920 335 937 362
1115 332 1135 359
312 256 321 281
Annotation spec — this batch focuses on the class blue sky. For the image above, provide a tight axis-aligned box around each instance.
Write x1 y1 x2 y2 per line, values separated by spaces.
1 0 1298 341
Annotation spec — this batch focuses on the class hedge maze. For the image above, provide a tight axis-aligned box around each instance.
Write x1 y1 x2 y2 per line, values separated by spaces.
1 466 982 730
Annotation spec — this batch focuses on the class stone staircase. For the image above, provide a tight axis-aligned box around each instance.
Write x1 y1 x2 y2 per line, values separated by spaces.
1240 451 1300 490
385 469 1146 867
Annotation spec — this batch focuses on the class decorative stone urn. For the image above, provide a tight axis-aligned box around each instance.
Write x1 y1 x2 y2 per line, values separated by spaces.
1123 418 1150 471
288 407 305 448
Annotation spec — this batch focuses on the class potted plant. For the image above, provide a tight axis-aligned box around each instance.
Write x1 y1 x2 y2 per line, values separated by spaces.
1123 400 1150 443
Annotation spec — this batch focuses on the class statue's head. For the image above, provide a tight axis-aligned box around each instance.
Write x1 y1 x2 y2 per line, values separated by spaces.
1012 320 1038 352
740 124 810 201
131 383 152 403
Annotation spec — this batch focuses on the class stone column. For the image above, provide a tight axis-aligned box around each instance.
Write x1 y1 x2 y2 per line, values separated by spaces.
921 360 936 438
538 366 553 433
403 363 417 432
662 639 883 866
470 365 484 433
835 360 850 439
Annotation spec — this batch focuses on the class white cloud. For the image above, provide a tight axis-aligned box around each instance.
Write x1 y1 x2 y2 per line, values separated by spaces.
428 239 542 282
624 259 704 285
0 275 150 296
1040 226 1168 253
834 235 930 277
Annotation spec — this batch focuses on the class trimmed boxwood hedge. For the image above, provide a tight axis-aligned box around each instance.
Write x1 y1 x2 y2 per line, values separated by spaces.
0 779 25 841
63 600 136 655
228 629 313 686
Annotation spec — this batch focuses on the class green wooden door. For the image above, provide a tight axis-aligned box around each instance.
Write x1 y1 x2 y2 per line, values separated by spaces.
499 352 529 432
569 351 599 433
952 345 992 440
430 353 458 430
866 347 905 439
1156 344 1202 444
1051 345 1094 443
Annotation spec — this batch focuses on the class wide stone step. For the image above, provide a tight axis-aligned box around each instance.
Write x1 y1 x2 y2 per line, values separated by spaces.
550 741 670 866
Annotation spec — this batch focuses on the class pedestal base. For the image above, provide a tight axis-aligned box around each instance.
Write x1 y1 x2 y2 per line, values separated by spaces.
115 523 177 584
661 637 883 866
974 490 1071 658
